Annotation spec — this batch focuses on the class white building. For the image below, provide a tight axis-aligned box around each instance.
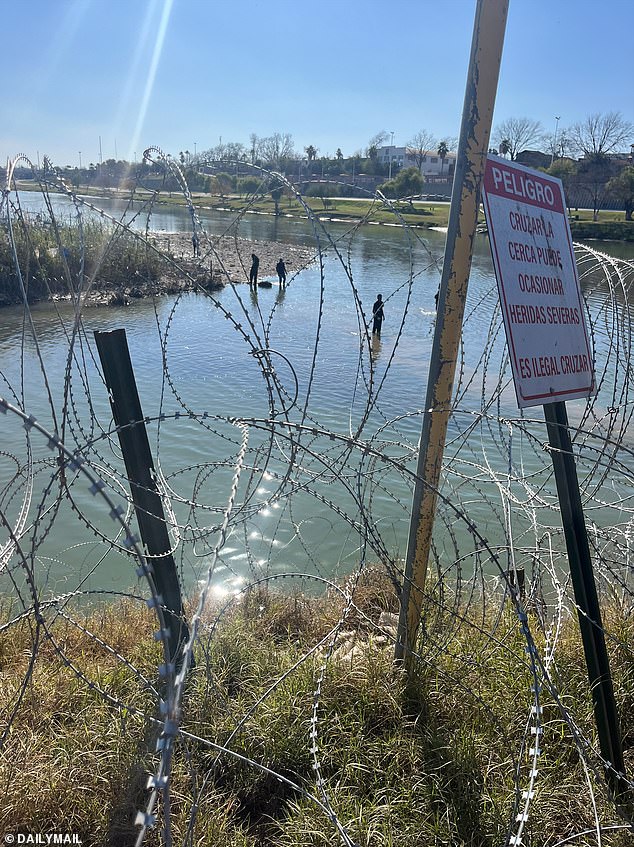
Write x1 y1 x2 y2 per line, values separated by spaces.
377 145 456 179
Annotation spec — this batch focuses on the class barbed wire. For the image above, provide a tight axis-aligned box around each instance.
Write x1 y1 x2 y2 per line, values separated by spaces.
1 155 634 845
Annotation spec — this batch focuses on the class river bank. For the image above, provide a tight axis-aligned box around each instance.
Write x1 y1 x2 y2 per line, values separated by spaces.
14 180 634 240
81 231 315 306
0 214 315 307
1 579 632 846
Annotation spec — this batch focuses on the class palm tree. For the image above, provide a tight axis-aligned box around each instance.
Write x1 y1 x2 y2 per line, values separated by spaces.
498 138 511 158
437 140 448 177
305 145 317 162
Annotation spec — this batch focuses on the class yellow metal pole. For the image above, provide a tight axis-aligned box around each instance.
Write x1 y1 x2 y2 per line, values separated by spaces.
395 0 509 666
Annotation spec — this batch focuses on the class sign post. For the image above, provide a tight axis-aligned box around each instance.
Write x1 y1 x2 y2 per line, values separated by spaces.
394 0 509 667
482 156 625 795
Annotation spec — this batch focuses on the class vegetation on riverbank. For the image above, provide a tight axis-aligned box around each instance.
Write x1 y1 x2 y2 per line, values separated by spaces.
16 180 634 242
1 576 633 846
567 220 634 242
0 218 164 307
14 180 454 229
2 188 631 313
0 214 316 308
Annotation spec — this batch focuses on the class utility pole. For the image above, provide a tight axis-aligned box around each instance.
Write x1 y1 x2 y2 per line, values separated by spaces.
551 115 561 166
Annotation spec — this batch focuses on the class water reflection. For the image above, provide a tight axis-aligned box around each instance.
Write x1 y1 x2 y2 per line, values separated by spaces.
370 332 382 362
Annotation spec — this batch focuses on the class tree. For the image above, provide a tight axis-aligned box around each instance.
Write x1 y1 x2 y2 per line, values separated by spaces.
260 133 294 168
607 166 634 220
498 138 511 158
407 130 437 169
493 117 543 160
542 130 572 162
367 131 389 154
214 172 234 198
213 140 227 161
379 167 422 200
547 158 576 209
542 133 559 162
336 148 343 161
237 175 261 196
224 142 246 162
557 133 573 159
437 140 449 176
269 179 284 215
569 111 633 157
305 145 317 162
575 154 617 221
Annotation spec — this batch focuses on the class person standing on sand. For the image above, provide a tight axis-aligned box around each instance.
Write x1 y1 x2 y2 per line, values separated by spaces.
372 293 385 336
276 258 287 286
249 253 259 287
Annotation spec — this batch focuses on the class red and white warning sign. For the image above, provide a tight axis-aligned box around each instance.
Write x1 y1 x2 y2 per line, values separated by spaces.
482 155 595 408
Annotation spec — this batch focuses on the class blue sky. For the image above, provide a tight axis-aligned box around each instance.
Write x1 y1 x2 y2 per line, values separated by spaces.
2 0 632 168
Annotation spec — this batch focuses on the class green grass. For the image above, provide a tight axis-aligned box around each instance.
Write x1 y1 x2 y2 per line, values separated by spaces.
14 181 455 229
16 181 634 240
209 195 454 229
566 209 628 223
1 576 633 846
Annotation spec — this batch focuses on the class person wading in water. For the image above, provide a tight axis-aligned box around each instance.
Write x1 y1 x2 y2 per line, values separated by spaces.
249 253 259 287
372 293 385 337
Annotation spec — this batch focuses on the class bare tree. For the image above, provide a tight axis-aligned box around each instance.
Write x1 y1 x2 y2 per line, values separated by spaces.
224 142 246 162
542 132 559 161
367 131 389 154
557 132 573 159
569 111 633 157
208 141 246 162
407 129 437 169
214 140 227 161
492 117 543 160
259 133 295 168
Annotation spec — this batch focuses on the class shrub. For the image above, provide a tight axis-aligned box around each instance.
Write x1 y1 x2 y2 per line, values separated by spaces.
569 220 634 241
0 220 163 305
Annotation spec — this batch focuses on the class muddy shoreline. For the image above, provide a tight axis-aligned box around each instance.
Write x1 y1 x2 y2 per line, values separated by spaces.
68 232 315 307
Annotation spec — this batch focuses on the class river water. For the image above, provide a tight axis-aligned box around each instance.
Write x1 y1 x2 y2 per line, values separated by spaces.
2 191 633 602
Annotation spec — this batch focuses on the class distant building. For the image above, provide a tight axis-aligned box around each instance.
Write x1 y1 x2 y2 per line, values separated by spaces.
377 145 456 179
515 149 551 169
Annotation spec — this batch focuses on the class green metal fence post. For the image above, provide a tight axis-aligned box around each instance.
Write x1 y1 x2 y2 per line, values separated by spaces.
95 328 187 664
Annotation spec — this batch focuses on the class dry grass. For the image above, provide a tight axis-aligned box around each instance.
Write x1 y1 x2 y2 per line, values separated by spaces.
0 582 633 846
